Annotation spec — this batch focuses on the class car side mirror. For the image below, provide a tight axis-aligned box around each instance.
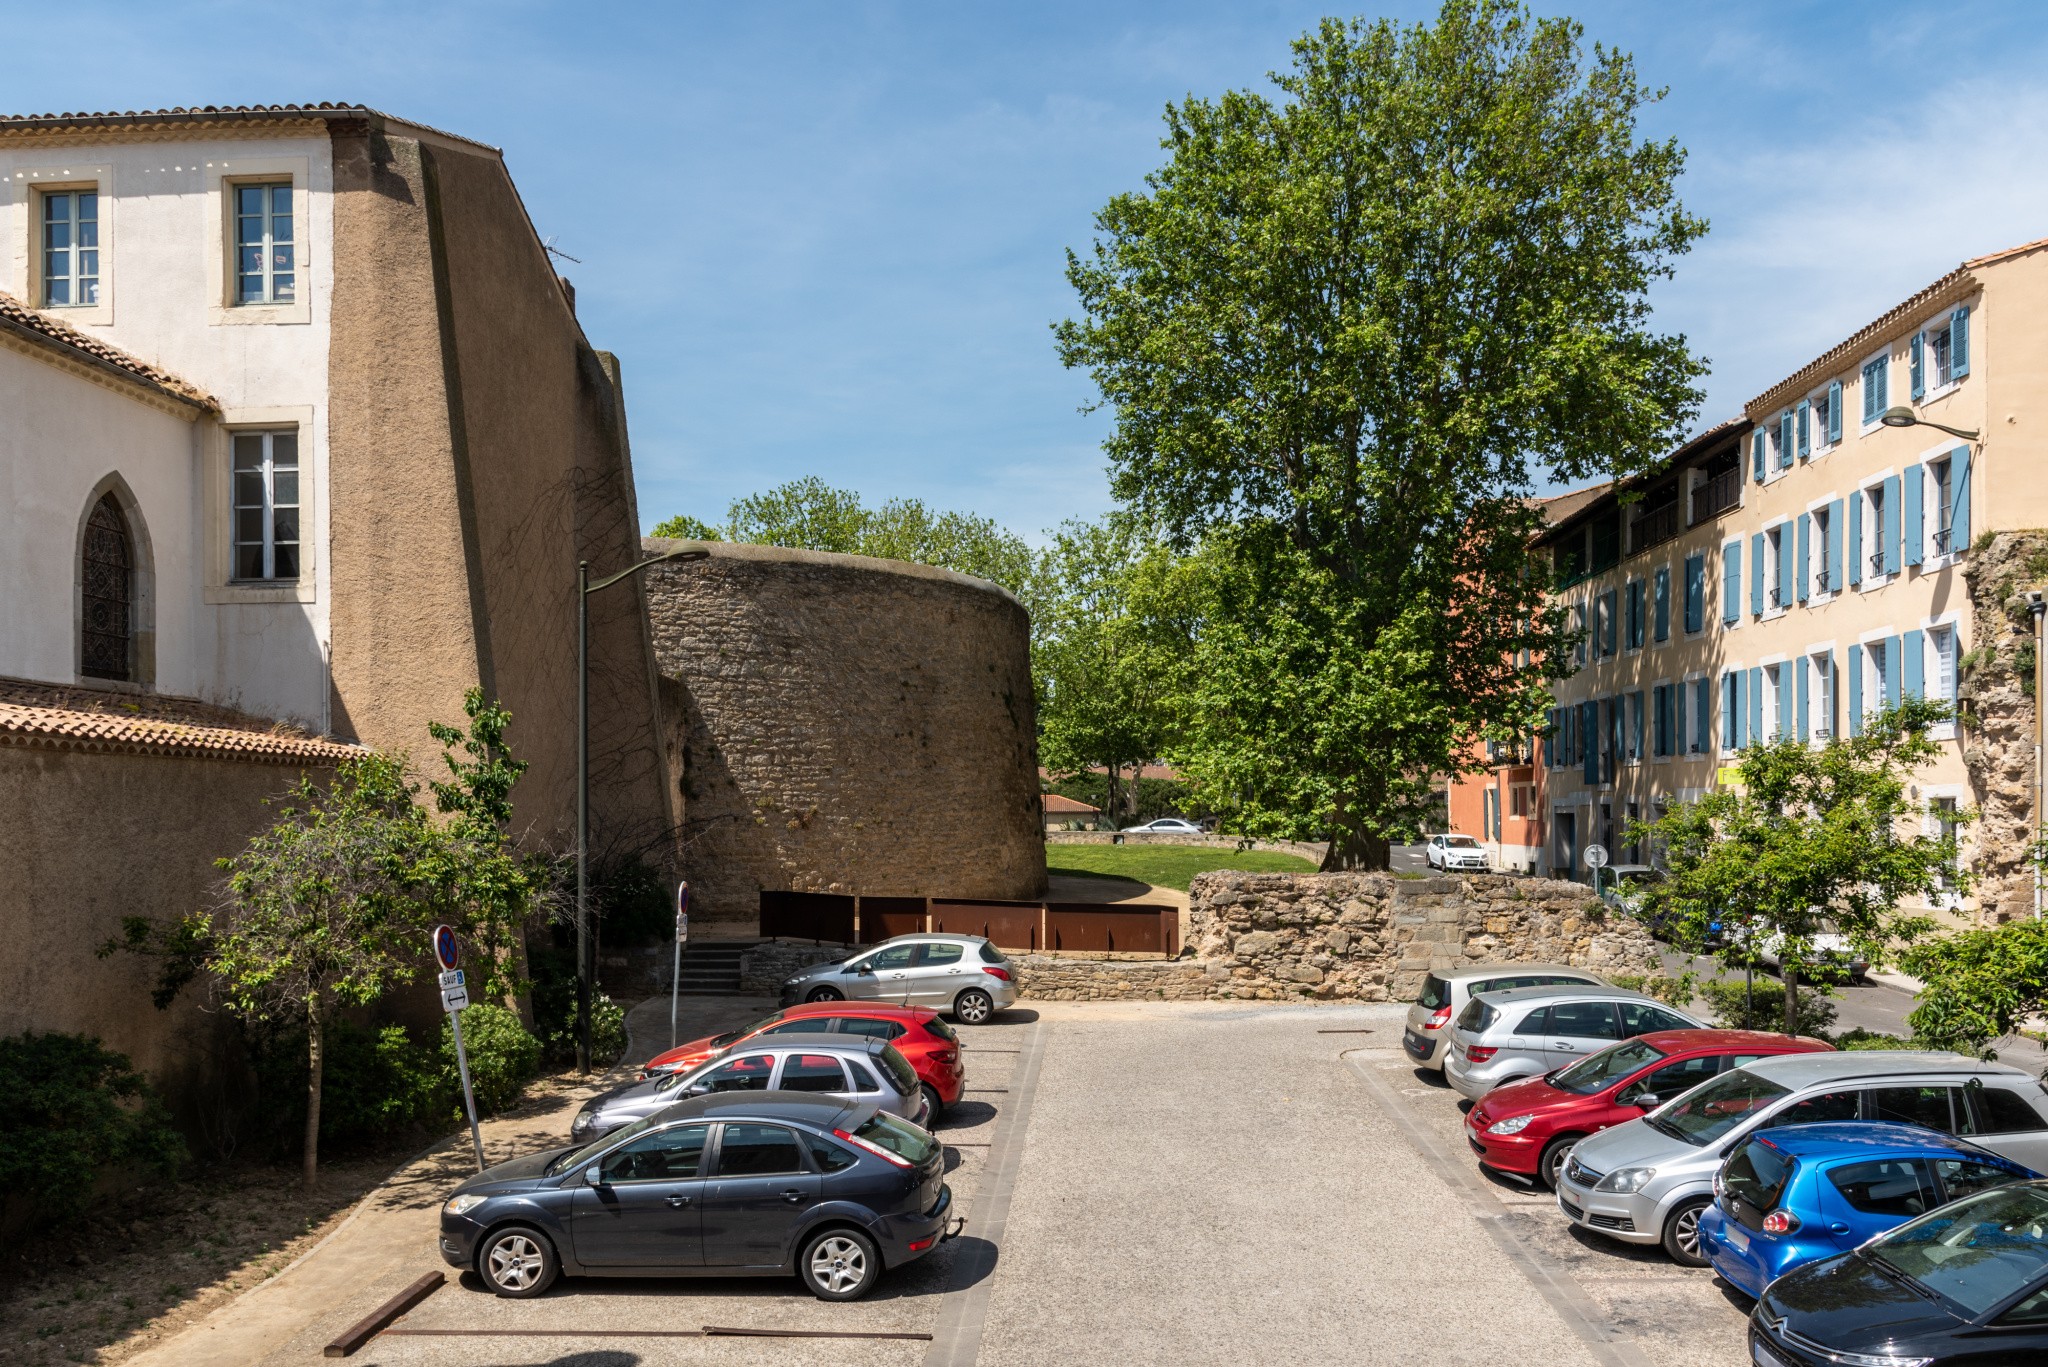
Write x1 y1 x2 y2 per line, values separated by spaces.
584 1165 604 1187
855 965 875 975
1629 1092 1659 1109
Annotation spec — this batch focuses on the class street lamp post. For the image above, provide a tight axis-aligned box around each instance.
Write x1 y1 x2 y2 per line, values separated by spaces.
1877 406 1979 442
576 546 708 1073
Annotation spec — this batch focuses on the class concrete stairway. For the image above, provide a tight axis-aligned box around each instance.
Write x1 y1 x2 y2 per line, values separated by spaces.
674 940 761 996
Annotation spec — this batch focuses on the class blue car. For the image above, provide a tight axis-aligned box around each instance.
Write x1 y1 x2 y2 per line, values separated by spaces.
1700 1121 2039 1299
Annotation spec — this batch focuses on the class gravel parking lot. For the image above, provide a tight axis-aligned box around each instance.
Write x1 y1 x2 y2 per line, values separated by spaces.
336 998 1783 1366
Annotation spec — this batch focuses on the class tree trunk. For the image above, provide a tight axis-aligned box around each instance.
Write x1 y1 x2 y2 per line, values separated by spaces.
1782 963 1799 1037
1320 828 1391 872
1106 763 1122 830
304 989 325 1188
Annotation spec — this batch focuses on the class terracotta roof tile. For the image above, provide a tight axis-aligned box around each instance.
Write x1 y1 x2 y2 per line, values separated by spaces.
0 291 215 409
0 103 498 154
1041 793 1101 814
0 678 361 765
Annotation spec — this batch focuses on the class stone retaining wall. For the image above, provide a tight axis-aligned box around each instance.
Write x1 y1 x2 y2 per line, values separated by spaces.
738 871 1658 1003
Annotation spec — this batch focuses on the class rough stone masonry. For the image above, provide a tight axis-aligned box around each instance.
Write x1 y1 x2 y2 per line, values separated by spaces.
739 871 1660 1002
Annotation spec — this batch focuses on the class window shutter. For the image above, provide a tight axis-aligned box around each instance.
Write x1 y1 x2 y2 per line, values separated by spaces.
1884 635 1904 708
1796 656 1810 741
1796 401 1810 458
1603 588 1618 655
1752 430 1766 482
1749 666 1763 746
1685 554 1705 632
1779 412 1794 468
1849 644 1864 737
1582 701 1598 783
1654 567 1670 642
1827 380 1843 443
1778 527 1794 610
1951 446 1972 549
1796 513 1811 602
1632 691 1645 760
1910 330 1926 400
1723 673 1738 749
1952 306 1970 377
1902 462 1923 567
1827 498 1845 591
1882 475 1903 576
1750 532 1765 616
1848 490 1864 586
1902 628 1925 700
1695 677 1710 752
1722 542 1741 625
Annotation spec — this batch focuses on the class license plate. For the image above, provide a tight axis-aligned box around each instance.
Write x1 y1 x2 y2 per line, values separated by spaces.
1752 1342 1792 1367
1724 1223 1750 1253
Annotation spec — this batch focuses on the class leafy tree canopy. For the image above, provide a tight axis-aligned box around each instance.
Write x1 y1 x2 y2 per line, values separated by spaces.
1054 1 1706 866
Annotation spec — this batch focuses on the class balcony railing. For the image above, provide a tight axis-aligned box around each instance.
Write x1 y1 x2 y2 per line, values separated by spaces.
1933 526 1953 556
1690 467 1742 524
1871 549 1886 575
1815 569 1832 593
1768 586 1783 610
1630 501 1681 555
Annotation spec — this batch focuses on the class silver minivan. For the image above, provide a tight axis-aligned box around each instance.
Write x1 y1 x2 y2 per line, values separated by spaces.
1556 1051 2048 1266
1443 985 1705 1099
1402 964 1609 1072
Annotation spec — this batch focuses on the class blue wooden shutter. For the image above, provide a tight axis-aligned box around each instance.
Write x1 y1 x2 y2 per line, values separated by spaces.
1685 554 1705 632
1952 306 1970 378
1796 657 1810 741
1750 533 1766 616
1848 644 1864 736
1882 475 1903 576
1910 330 1926 400
1696 678 1710 752
1752 430 1766 482
1603 588 1618 655
1796 401 1811 458
1797 514 1811 602
1722 542 1741 624
1826 651 1840 736
1779 413 1794 468
1884 636 1904 708
1827 380 1843 443
1722 673 1737 749
1632 691 1645 760
1848 490 1864 586
1654 566 1670 642
1951 446 1972 549
1582 701 1599 783
1903 628 1925 700
1827 499 1845 591
1778 528 1794 610
1749 666 1763 746
1903 463 1923 566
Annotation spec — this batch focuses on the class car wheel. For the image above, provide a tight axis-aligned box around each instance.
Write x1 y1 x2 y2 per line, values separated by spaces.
478 1225 559 1298
953 988 995 1025
920 1081 945 1121
805 985 843 1003
800 1227 882 1301
1538 1135 1582 1192
1662 1196 1711 1267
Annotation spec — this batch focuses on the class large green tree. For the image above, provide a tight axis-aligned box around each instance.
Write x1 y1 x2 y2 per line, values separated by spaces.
1631 700 1965 1035
1056 2 1705 866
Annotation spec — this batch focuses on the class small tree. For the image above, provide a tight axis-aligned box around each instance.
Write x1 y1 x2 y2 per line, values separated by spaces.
1632 699 1965 1034
207 756 439 1185
1902 918 2048 1056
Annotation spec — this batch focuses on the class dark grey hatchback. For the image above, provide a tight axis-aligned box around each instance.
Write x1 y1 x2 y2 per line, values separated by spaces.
439 1092 953 1300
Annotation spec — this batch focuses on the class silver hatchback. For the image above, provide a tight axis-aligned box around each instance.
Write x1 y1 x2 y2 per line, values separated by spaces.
778 934 1018 1024
1443 985 1705 1100
1402 964 1609 1072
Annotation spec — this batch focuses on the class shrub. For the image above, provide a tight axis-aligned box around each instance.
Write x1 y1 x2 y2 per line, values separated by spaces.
250 1019 450 1156
1699 977 1838 1037
1606 972 1695 1007
1834 1028 1917 1052
0 1033 184 1219
444 1004 541 1115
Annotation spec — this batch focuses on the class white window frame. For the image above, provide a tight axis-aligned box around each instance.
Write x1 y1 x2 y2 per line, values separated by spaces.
1916 312 1967 404
1805 494 1838 603
1858 470 1895 591
204 156 312 327
1807 384 1839 459
1719 662 1745 757
1762 416 1789 483
1762 518 1791 618
1759 656 1790 742
1681 670 1711 757
1858 628 1893 723
1623 574 1646 653
1921 783 1967 909
1916 441 1964 568
1806 645 1837 744
1859 347 1892 433
203 405 318 605
4 163 116 325
1922 613 1962 740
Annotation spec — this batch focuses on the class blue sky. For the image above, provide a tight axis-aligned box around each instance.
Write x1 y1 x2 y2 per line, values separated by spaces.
14 1 2048 538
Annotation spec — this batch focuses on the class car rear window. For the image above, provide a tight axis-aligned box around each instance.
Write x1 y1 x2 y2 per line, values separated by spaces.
877 1043 919 1094
838 1017 908 1042
1418 974 1451 1010
978 941 1009 965
923 1016 958 1044
1973 1085 2048 1135
1723 1138 1795 1217
852 1112 939 1166
806 1132 857 1172
1457 998 1499 1032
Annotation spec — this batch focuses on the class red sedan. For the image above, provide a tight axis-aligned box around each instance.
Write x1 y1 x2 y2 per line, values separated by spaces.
641 1002 967 1116
1464 1029 1833 1189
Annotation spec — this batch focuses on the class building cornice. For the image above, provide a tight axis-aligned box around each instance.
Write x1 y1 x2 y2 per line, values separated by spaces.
1747 270 1981 417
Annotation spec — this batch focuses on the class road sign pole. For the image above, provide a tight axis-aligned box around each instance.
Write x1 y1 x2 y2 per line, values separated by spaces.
449 1008 485 1173
432 927 485 1172
670 882 689 1049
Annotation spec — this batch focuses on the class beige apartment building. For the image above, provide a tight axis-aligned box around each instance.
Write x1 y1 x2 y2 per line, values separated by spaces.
1532 235 2048 922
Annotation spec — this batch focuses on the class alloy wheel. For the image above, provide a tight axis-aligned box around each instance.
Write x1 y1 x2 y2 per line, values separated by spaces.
489 1233 545 1292
807 986 843 1003
955 990 993 1024
809 1235 869 1295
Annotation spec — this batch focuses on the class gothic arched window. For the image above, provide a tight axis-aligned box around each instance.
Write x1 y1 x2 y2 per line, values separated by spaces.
80 492 134 681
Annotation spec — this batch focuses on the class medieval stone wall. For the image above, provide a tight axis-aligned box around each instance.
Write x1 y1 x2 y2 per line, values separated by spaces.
1962 531 2048 921
642 541 1046 922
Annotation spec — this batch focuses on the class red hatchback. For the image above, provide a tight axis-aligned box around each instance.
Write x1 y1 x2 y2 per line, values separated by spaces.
641 1003 967 1116
1464 1029 1833 1189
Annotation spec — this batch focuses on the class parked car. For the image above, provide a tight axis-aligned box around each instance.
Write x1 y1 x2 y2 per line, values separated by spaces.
572 1035 929 1142
1702 1122 2038 1300
1555 1051 2048 1267
1465 1029 1832 1189
440 1092 954 1300
1600 864 1660 911
1402 964 1609 1073
1754 922 1872 983
1749 1179 2048 1367
778 933 1017 1025
1425 833 1489 872
1443 985 1707 1101
640 1003 966 1118
1120 817 1202 834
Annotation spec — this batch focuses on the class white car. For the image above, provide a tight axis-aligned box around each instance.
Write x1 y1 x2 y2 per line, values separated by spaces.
1121 818 1202 835
1425 833 1489 872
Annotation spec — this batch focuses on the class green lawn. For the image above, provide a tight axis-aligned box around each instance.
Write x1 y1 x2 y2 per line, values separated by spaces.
1047 843 1318 892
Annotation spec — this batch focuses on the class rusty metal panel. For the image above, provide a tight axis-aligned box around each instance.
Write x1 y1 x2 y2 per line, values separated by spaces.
929 899 1043 952
758 890 856 943
856 896 929 944
1046 903 1179 955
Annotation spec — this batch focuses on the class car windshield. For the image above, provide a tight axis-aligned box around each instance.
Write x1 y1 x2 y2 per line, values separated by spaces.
1551 1039 1666 1095
545 1115 658 1175
1418 974 1451 1010
1444 836 1481 848
1642 1068 1792 1147
1867 1185 2048 1317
